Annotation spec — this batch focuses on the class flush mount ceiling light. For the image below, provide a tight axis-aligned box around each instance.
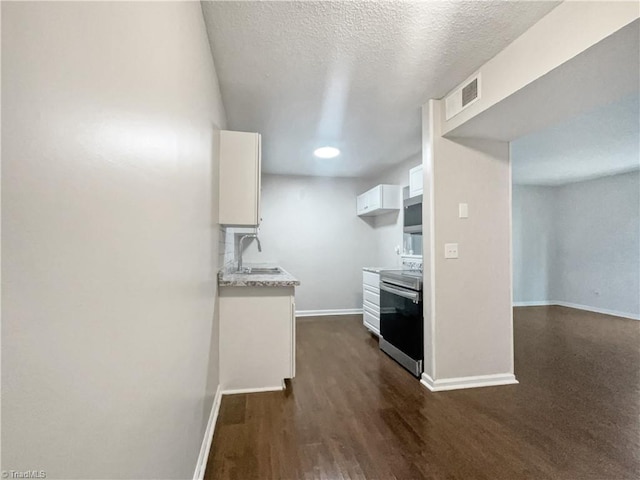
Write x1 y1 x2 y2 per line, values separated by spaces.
313 146 340 159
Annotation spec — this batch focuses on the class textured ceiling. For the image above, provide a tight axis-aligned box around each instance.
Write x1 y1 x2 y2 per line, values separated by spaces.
511 94 640 186
201 1 559 177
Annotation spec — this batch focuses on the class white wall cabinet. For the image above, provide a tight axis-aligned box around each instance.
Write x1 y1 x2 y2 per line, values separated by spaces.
362 270 380 335
409 165 423 198
219 130 262 226
219 286 295 392
356 184 402 216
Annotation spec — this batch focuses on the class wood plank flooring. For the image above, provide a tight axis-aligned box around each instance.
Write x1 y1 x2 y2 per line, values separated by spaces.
205 307 640 479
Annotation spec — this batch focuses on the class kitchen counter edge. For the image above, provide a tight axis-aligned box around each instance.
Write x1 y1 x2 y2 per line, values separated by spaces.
218 267 300 287
363 266 394 273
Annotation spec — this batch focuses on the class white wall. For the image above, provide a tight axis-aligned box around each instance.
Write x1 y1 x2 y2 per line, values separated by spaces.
417 1 638 390
363 155 422 268
242 174 377 312
511 185 556 304
237 162 421 313
2 2 226 478
424 99 514 382
514 172 640 318
555 172 639 316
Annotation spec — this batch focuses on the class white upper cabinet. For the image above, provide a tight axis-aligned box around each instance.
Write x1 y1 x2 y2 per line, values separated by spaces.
356 184 402 216
409 165 423 198
219 130 262 226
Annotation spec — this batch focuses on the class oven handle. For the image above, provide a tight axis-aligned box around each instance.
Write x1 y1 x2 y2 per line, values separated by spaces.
380 282 421 303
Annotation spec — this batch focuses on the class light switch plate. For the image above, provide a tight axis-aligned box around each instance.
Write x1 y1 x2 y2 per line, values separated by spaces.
459 203 468 218
444 243 459 259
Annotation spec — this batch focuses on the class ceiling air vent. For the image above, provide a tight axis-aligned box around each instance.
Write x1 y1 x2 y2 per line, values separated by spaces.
445 73 481 120
462 78 478 107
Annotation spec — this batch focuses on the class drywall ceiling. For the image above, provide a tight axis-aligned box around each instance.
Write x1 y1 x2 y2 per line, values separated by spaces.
511 94 640 186
201 1 559 177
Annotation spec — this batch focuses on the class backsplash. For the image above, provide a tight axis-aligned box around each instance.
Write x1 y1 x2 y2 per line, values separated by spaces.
218 227 234 268
218 226 259 270
403 233 423 256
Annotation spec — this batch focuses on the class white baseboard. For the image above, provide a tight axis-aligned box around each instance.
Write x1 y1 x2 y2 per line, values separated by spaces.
193 385 222 480
192 381 286 480
296 308 363 317
513 301 555 307
221 385 284 395
420 372 518 392
553 301 639 320
513 300 639 320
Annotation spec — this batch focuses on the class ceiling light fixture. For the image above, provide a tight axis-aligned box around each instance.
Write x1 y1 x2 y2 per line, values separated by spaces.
314 146 340 159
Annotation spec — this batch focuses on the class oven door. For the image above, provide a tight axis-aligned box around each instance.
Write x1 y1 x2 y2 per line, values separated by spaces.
379 282 423 376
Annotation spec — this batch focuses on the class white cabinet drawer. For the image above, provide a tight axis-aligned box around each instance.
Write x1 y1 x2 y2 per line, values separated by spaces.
363 288 380 307
363 308 380 334
363 283 378 294
363 271 379 288
363 300 380 315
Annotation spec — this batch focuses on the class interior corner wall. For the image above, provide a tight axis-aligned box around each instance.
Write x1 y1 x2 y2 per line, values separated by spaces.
239 160 422 314
554 171 639 317
241 174 378 312
2 2 226 478
512 171 640 318
511 185 557 304
362 155 423 268
428 99 513 380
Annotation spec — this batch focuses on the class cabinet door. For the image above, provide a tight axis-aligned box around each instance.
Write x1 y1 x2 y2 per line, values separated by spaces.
219 289 292 391
290 298 296 378
367 185 382 211
409 165 423 198
219 130 261 226
356 192 367 215
256 134 262 225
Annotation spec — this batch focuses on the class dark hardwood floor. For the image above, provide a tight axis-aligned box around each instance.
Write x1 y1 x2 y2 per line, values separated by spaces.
205 307 640 480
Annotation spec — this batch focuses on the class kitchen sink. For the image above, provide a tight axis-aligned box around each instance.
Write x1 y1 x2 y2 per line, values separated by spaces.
239 267 282 275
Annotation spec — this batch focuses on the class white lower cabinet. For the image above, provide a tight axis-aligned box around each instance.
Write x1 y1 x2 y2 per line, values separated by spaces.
219 286 295 392
363 305 380 332
362 270 381 335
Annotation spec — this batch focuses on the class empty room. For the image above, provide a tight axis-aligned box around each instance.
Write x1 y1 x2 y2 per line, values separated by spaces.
2 2 639 479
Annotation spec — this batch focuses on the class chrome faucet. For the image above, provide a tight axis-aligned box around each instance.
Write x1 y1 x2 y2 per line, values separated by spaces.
237 234 262 272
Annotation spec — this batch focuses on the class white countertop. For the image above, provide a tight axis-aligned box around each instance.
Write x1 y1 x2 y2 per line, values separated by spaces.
218 264 300 287
362 266 395 273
